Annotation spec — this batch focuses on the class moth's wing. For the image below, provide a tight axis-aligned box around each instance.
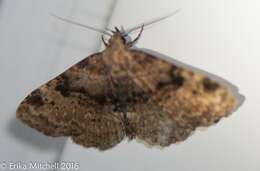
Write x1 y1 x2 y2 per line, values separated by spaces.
16 53 125 150
127 49 235 146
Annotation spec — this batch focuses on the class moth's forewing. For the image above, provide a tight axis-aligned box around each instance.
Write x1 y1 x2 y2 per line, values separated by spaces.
16 53 125 150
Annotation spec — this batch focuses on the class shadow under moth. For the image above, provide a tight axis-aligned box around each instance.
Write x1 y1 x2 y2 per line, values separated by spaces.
16 13 240 151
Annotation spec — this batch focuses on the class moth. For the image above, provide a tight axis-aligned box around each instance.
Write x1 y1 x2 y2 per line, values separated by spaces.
17 13 237 150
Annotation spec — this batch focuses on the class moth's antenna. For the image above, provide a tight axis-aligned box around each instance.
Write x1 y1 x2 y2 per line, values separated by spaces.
125 9 181 34
51 14 112 36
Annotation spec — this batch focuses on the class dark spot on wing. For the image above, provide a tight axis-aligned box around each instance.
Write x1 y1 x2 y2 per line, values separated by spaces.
171 66 185 87
50 101 55 106
156 65 184 89
71 87 89 97
214 118 220 123
203 78 219 91
55 74 70 97
26 89 44 107
157 79 172 89
172 75 184 87
192 90 198 95
77 87 87 94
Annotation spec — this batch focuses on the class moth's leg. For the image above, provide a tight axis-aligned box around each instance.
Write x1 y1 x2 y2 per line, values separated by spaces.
127 24 144 47
102 35 108 47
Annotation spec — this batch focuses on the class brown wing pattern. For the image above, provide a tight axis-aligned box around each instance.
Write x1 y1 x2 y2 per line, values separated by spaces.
17 53 125 150
17 47 236 150
125 49 235 146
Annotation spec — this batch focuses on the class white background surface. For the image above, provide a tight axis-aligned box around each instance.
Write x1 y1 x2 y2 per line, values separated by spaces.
0 0 260 171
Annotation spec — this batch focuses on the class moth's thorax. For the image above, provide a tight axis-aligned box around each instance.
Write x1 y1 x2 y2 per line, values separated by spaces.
107 32 127 49
102 32 132 71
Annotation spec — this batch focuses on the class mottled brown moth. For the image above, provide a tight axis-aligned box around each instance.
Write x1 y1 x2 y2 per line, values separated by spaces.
16 13 239 150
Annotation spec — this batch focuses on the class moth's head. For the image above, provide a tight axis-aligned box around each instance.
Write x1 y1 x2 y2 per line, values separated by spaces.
104 26 143 48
